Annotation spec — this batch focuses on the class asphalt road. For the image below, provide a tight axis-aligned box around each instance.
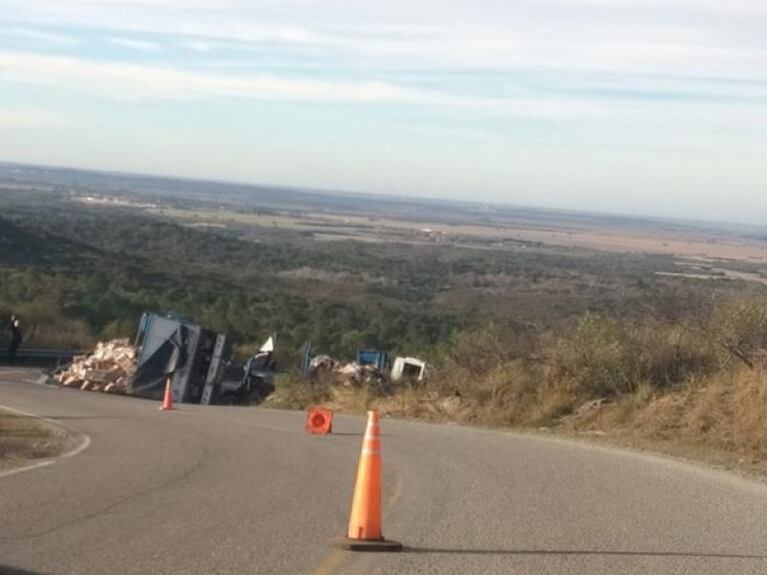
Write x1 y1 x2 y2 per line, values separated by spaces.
2 367 767 575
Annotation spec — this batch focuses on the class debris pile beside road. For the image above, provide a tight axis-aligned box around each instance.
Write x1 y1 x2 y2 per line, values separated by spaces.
54 339 137 394
340 362 389 389
309 355 390 392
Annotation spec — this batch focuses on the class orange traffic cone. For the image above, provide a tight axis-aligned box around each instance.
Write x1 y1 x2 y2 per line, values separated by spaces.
305 407 333 434
333 410 402 552
159 377 175 411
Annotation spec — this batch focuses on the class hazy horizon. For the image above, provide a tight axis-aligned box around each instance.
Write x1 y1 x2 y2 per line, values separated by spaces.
6 158 767 233
1 1 765 225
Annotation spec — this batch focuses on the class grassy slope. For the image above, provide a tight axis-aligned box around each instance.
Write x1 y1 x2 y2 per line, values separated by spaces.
0 408 74 472
564 367 767 476
269 305 767 479
4 186 767 478
268 368 767 479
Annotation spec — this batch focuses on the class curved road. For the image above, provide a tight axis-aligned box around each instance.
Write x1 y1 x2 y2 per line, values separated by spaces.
1 367 767 575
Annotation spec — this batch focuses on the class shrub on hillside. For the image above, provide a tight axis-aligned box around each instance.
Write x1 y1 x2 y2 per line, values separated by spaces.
709 295 767 369
543 314 716 403
545 314 640 397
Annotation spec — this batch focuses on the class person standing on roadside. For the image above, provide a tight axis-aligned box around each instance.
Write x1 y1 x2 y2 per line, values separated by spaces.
8 315 22 364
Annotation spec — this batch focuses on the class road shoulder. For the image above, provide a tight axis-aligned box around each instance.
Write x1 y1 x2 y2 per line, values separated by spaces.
0 405 85 477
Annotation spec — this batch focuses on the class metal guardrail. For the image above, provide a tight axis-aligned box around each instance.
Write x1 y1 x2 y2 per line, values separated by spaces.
0 348 85 368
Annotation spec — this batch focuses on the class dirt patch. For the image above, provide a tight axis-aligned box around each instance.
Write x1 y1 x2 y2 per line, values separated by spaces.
0 409 77 473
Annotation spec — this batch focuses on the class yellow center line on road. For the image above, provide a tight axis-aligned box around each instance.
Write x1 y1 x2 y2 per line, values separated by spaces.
310 468 404 575
310 549 348 575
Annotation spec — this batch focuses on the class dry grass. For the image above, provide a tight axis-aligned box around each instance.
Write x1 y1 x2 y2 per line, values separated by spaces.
547 369 767 476
269 299 767 477
635 369 767 457
0 409 73 471
276 367 767 476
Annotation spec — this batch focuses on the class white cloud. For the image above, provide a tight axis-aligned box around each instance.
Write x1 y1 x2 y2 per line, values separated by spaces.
0 50 413 102
570 0 767 16
107 37 161 51
0 26 78 46
1 1 765 82
0 108 68 127
180 39 215 53
0 50 612 119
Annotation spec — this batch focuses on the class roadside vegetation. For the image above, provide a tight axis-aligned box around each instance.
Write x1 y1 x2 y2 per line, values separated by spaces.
3 183 767 473
272 295 767 473
1 186 725 363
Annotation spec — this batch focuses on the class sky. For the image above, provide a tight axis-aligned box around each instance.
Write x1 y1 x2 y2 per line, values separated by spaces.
0 1 765 223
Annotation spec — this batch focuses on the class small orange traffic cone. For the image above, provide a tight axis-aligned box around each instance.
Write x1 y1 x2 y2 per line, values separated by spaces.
305 407 333 434
159 377 175 411
333 410 402 552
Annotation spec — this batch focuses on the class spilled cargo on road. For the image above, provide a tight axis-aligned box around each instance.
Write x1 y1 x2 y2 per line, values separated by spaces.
50 312 275 406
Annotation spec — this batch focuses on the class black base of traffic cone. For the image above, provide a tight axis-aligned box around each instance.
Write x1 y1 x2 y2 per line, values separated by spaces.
331 537 403 552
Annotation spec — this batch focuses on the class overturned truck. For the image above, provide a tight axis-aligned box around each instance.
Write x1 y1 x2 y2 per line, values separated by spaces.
128 312 274 405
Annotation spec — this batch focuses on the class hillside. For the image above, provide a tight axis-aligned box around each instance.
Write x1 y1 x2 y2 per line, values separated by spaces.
2 172 767 475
